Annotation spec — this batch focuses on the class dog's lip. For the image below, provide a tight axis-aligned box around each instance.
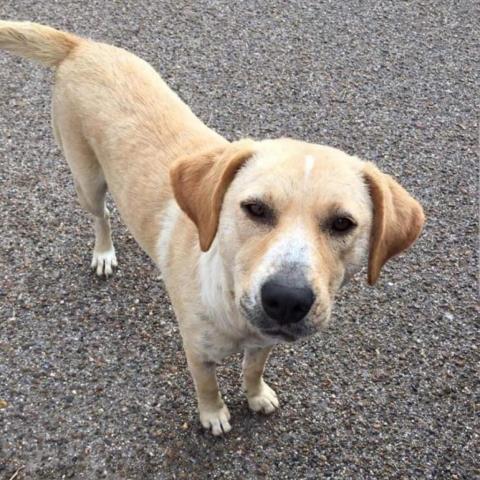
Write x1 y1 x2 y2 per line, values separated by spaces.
262 328 298 342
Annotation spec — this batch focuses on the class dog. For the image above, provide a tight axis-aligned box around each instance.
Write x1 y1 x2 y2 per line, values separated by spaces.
0 21 424 435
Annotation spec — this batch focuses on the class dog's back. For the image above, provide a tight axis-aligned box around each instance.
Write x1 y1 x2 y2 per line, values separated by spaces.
0 20 225 261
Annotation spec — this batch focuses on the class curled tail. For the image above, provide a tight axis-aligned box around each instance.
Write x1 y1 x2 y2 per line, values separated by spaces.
0 20 80 67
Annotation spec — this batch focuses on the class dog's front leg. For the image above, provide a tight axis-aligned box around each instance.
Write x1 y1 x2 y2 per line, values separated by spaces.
242 346 279 414
185 350 231 435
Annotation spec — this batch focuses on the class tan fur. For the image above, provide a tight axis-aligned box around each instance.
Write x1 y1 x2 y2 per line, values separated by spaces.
170 140 255 251
363 163 426 285
0 21 425 435
0 21 79 66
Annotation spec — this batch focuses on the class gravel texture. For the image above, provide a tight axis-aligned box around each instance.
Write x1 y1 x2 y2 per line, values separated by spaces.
0 1 478 479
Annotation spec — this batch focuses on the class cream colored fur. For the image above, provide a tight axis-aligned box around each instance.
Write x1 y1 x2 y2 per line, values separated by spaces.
0 21 424 435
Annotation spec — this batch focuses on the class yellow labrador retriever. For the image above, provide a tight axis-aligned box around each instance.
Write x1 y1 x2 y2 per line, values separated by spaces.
0 21 424 435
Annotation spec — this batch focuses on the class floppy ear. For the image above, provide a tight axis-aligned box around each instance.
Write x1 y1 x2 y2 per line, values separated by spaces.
170 139 255 251
363 162 425 285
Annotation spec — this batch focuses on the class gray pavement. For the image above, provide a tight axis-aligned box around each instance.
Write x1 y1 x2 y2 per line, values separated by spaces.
0 1 478 479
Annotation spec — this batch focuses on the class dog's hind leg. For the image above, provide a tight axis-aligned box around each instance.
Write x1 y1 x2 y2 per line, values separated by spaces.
75 176 117 277
53 118 117 277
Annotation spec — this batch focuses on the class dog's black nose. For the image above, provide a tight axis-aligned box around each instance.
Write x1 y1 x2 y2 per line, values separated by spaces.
261 281 315 325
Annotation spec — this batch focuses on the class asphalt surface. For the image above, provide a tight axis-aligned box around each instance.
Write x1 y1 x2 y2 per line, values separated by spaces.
0 1 478 479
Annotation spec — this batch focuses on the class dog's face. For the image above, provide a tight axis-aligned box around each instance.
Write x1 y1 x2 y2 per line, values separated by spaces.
218 140 373 340
171 138 424 342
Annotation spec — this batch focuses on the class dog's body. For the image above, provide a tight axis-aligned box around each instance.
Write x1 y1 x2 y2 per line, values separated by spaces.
0 21 424 435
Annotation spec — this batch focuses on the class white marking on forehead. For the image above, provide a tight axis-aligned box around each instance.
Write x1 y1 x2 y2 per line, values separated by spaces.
304 155 315 182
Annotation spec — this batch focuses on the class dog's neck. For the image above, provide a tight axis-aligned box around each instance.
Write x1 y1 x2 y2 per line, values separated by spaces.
198 239 237 329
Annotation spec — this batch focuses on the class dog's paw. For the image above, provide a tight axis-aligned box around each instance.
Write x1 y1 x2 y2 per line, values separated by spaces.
91 247 118 277
246 381 279 414
199 404 232 436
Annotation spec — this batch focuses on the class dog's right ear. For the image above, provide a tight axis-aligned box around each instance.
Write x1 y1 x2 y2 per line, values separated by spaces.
363 162 425 285
170 140 255 251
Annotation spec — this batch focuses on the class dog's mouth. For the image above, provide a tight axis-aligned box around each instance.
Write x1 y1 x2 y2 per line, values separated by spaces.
261 328 298 342
240 295 322 342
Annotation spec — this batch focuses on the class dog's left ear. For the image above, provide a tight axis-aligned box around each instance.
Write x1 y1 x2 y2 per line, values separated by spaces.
170 139 255 251
363 162 425 285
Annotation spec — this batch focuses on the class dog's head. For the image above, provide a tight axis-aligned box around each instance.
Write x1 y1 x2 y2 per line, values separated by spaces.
170 138 424 342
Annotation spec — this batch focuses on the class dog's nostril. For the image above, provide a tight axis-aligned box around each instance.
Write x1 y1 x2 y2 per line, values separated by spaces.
261 281 315 325
269 300 279 309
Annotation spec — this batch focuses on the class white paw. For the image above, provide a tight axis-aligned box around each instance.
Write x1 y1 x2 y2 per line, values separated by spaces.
91 247 118 277
199 404 232 436
247 381 279 414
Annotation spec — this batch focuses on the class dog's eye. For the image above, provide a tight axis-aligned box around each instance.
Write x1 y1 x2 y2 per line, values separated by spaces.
245 202 265 217
331 216 356 233
241 200 274 224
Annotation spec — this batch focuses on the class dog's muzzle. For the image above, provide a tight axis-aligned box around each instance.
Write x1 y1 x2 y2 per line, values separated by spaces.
241 270 318 342
260 280 315 325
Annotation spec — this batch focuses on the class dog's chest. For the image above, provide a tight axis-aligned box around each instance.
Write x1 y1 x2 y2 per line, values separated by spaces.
199 324 275 363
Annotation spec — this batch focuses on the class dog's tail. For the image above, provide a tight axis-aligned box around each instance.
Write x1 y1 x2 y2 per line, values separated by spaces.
0 20 80 67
